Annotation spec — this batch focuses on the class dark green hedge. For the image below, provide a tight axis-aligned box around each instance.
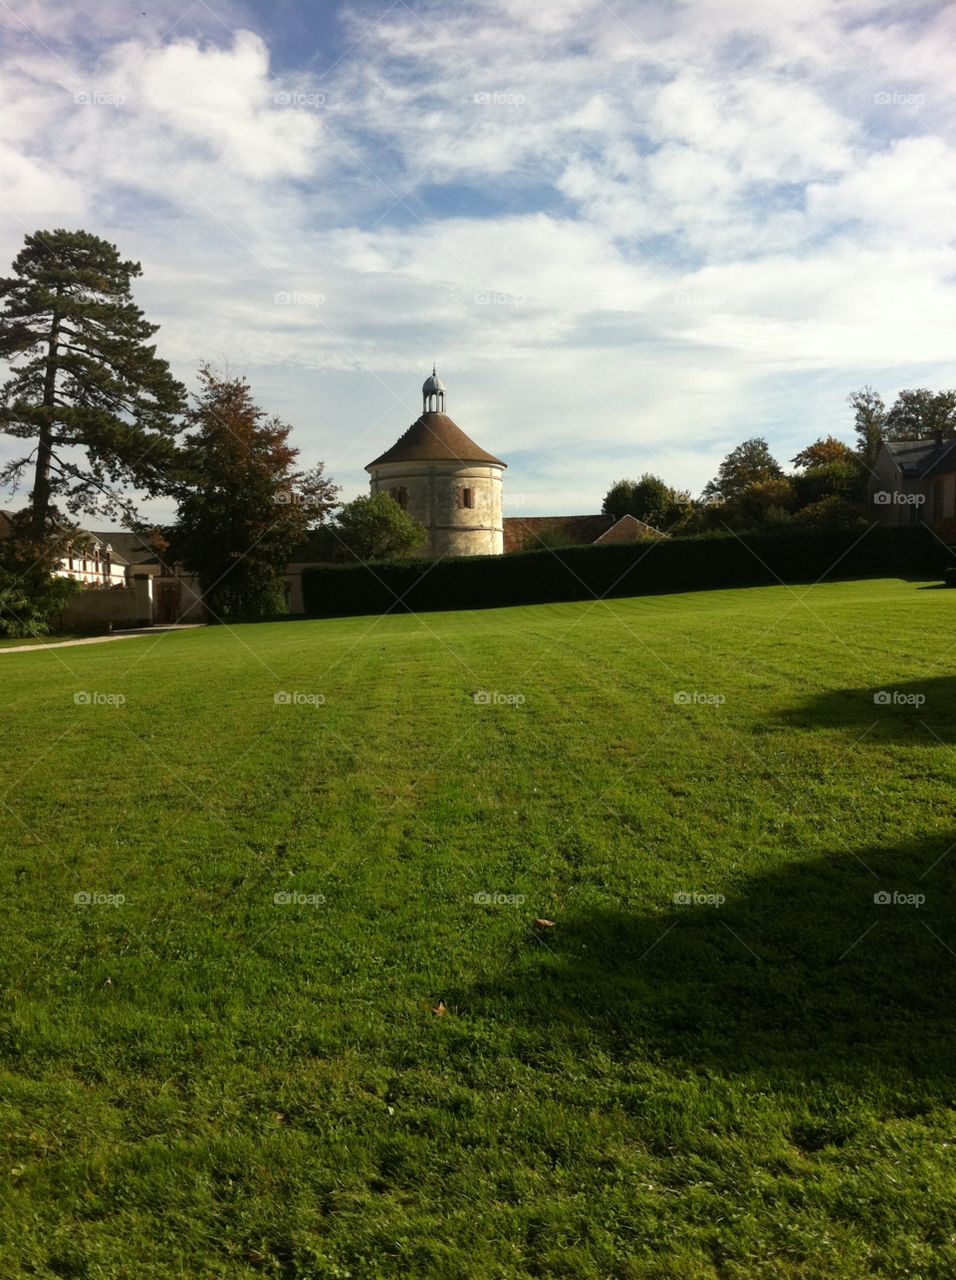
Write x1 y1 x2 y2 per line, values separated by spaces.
301 526 954 619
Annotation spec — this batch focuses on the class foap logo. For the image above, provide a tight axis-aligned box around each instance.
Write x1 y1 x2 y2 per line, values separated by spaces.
73 89 126 107
873 90 925 107
74 691 126 707
673 891 726 907
474 290 525 307
274 891 326 906
874 890 925 907
473 90 527 107
274 489 326 507
274 691 326 707
873 490 924 506
674 691 725 707
273 89 326 108
473 690 526 706
873 690 925 708
74 891 125 906
274 290 325 307
473 890 527 906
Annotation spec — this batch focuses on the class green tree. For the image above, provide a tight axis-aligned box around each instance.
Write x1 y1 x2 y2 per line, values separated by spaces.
602 478 637 522
848 387 886 467
792 460 867 510
0 509 79 637
730 476 796 529
703 437 782 503
171 367 338 621
791 436 858 470
792 495 867 529
331 493 427 562
602 473 691 529
0 229 186 536
884 388 956 442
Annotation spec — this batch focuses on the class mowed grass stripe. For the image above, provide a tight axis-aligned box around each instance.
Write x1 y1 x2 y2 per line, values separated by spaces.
1 579 955 1278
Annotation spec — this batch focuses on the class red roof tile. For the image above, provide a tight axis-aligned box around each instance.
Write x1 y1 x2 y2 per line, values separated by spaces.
367 412 505 468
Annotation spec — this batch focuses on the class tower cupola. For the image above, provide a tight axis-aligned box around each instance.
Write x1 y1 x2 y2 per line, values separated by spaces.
422 365 445 413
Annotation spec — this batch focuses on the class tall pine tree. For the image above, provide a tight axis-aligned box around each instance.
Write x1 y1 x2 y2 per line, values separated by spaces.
0 229 186 535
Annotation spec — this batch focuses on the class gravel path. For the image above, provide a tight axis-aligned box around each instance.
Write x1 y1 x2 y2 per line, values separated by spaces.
0 625 203 654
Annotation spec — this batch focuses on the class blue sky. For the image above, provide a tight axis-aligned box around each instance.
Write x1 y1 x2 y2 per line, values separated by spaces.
2 0 955 524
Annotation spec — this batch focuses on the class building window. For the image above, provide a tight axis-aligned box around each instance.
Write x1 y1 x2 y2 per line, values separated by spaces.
458 487 475 509
933 480 944 521
389 486 408 510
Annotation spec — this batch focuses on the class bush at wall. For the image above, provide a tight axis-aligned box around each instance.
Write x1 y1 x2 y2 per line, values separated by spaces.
301 526 955 619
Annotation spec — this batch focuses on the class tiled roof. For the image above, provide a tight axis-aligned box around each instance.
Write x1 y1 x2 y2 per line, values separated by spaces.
594 514 666 544
884 438 956 478
367 412 505 468
503 513 667 553
1 511 135 563
503 514 612 553
90 530 161 564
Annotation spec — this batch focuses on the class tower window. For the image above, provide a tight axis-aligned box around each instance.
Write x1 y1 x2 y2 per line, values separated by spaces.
458 487 475 509
389 486 408 510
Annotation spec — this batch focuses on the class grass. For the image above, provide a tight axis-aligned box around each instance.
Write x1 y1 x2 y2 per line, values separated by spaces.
1 577 955 1278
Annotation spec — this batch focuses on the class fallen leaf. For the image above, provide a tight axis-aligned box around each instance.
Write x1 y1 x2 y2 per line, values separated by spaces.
534 919 556 929
431 1000 447 1017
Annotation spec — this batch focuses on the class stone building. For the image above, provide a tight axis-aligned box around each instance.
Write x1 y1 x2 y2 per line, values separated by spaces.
366 370 506 557
868 436 956 526
0 511 128 587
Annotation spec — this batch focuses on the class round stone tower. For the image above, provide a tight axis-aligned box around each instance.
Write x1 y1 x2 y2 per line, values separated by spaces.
366 369 506 557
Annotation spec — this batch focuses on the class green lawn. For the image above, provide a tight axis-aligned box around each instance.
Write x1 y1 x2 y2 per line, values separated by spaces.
2 579 955 1278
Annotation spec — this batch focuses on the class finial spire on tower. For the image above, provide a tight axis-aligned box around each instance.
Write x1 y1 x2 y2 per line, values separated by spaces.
422 365 446 413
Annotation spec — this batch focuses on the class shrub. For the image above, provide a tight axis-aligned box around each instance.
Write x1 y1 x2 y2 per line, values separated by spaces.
301 526 953 618
0 516 80 637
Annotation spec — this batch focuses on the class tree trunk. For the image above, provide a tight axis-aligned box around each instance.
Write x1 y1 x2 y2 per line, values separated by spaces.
32 291 61 536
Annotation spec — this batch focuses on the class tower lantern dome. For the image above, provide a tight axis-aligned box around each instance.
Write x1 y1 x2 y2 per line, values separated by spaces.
422 365 445 413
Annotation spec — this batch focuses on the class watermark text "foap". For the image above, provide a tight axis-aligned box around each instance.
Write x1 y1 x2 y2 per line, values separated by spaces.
674 691 725 706
74 691 125 707
473 690 525 706
874 690 925 707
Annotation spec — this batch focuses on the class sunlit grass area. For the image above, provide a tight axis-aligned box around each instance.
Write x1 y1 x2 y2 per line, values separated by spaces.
2 579 955 1278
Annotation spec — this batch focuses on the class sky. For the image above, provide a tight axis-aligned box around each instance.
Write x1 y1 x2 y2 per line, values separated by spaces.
2 0 955 525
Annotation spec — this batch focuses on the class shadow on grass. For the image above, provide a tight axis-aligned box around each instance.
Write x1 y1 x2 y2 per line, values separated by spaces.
458 831 956 1087
780 675 956 745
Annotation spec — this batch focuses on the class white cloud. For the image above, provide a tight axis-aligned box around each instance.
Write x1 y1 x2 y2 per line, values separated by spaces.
1 1 955 519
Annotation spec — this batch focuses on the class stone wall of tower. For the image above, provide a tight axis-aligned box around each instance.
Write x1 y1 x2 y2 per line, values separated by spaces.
369 460 504 557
